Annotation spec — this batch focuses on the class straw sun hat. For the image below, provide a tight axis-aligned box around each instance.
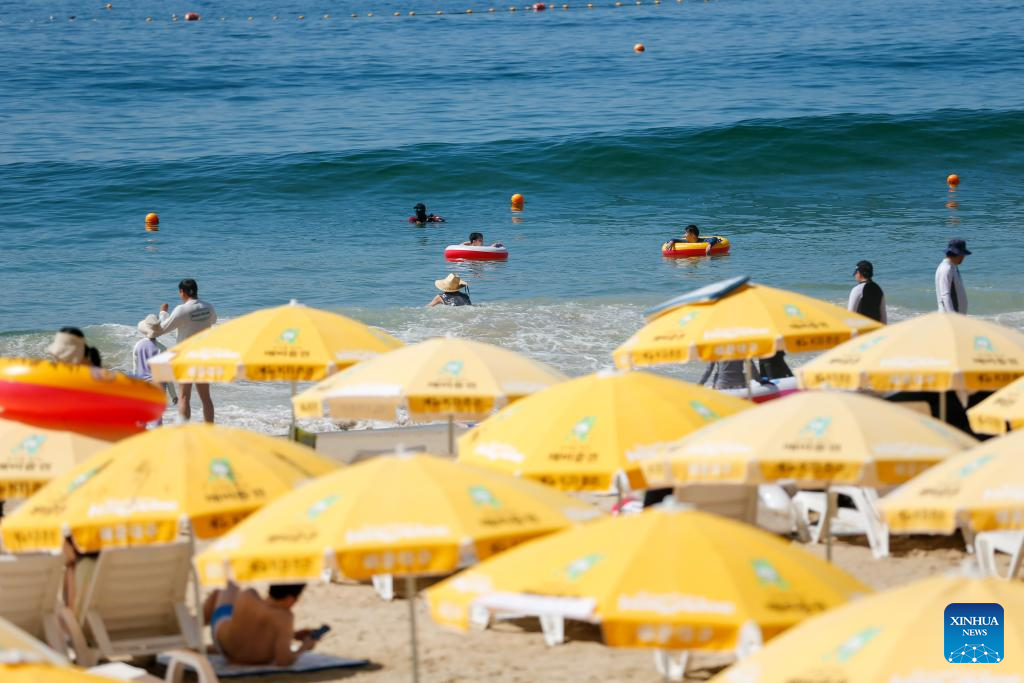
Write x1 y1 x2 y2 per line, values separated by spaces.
46 331 86 364
435 273 469 293
137 314 162 339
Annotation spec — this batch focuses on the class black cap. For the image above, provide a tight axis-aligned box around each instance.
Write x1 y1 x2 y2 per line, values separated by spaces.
414 203 426 211
946 238 972 257
854 260 874 278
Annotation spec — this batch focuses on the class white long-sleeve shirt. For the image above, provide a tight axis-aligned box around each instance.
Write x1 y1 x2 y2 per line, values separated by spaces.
154 298 217 343
935 258 967 314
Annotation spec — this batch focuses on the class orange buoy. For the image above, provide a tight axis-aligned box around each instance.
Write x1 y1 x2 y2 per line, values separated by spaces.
184 11 199 21
145 212 159 227
634 43 645 52
511 193 525 211
534 2 546 9
947 173 960 188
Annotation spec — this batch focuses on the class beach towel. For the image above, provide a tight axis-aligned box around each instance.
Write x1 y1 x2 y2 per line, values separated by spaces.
158 652 371 678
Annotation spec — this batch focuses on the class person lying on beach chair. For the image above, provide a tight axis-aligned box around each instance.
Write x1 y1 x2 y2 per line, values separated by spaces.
204 582 326 666
666 224 720 255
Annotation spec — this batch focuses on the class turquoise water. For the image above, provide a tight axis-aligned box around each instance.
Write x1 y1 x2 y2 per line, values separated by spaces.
2 0 1024 431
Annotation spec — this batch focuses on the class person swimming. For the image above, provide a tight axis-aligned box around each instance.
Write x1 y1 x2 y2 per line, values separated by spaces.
463 232 503 248
428 273 472 307
409 203 445 224
667 224 721 255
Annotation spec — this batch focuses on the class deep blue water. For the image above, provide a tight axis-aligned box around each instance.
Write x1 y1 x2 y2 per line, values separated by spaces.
2 0 1023 430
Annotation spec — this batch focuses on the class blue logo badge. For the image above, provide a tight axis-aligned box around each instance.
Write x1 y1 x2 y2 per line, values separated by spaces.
945 603 1003 663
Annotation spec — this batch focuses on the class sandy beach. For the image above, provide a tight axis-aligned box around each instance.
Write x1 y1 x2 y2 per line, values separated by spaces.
218 534 966 682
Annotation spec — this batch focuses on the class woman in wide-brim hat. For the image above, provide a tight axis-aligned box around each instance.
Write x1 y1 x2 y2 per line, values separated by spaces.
428 273 472 308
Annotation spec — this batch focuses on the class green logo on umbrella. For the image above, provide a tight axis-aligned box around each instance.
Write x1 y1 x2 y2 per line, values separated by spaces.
12 434 46 456
678 312 698 327
441 360 463 377
280 328 300 344
569 416 597 442
800 417 832 438
68 467 100 494
974 336 994 353
209 458 236 482
689 400 718 421
784 305 804 318
858 336 885 353
956 454 993 479
751 559 789 589
824 627 882 663
565 553 604 581
307 494 340 520
469 485 500 508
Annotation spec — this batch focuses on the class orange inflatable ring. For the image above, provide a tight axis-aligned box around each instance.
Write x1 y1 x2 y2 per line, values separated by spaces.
661 236 731 257
0 358 165 431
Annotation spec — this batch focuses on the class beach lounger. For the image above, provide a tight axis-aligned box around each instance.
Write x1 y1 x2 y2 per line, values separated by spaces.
975 531 1024 579
64 542 205 667
793 487 890 559
0 552 67 653
314 423 469 465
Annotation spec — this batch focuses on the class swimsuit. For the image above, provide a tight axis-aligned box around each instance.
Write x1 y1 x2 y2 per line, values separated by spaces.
210 603 234 653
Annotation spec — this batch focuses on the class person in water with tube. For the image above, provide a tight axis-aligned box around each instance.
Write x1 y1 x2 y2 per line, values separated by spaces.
463 232 504 248
667 224 720 256
409 203 445 224
428 273 472 307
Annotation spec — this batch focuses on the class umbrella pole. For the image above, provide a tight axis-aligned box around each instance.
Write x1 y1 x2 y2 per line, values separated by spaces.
406 575 421 683
823 486 836 563
744 359 753 400
290 381 297 441
448 415 455 456
186 521 204 645
939 391 947 424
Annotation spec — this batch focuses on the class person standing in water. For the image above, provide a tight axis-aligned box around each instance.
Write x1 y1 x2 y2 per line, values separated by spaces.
428 273 472 307
935 238 970 314
151 278 217 423
847 260 887 323
409 203 445 224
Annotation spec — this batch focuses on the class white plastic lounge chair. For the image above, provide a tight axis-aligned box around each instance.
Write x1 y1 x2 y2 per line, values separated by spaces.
673 484 759 524
0 552 67 653
65 542 204 667
975 531 1024 580
793 486 889 559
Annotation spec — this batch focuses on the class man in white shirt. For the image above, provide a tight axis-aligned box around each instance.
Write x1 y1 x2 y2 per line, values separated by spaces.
153 278 218 423
935 238 970 314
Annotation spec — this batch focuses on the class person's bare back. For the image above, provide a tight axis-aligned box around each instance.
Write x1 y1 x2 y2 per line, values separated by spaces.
206 583 315 666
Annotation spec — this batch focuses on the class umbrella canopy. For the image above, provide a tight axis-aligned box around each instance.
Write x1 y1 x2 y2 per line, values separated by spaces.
613 282 880 369
149 300 403 383
458 370 751 492
292 337 567 421
712 575 1024 681
880 429 1024 535
426 506 867 650
0 419 108 499
968 374 1024 435
0 424 337 553
798 311 1024 394
641 391 977 489
193 453 602 587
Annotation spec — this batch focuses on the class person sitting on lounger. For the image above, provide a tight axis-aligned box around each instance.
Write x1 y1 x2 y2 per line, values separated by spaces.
204 582 321 666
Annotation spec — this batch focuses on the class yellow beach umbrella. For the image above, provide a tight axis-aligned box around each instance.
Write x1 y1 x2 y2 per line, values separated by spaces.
0 419 108 499
458 370 751 493
712 575 1023 682
0 423 337 553
150 300 403 383
293 337 567 452
613 280 880 369
194 453 601 683
194 453 601 586
798 311 1024 394
968 375 1024 435
880 429 1024 535
426 506 867 667
641 391 977 489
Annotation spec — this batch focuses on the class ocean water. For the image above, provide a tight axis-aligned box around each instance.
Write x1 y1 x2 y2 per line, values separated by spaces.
2 0 1023 433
